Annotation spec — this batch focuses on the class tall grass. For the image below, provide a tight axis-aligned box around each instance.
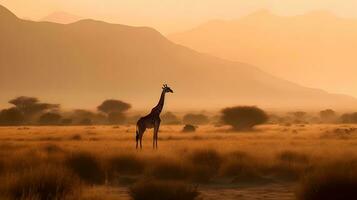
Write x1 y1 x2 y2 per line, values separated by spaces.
65 152 105 184
0 165 80 200
297 160 357 200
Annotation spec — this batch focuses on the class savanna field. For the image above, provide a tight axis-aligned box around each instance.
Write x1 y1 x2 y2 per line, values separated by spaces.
1 124 357 200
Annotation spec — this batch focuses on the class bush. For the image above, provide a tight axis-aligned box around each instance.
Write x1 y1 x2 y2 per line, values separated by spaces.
182 124 196 133
277 150 309 164
182 114 209 125
129 180 199 200
146 159 190 180
161 112 181 125
108 154 145 175
79 118 93 125
319 109 337 123
297 161 357 200
0 107 24 125
61 118 73 125
65 152 105 184
38 112 62 125
340 112 357 123
221 106 268 130
187 149 222 182
108 111 126 124
0 165 80 200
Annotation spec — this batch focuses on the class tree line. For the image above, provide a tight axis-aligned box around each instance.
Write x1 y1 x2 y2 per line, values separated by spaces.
0 96 131 126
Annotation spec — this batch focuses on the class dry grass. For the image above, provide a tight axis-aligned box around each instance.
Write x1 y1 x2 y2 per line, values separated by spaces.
0 124 356 199
65 152 105 185
0 165 80 200
297 160 357 200
129 179 199 200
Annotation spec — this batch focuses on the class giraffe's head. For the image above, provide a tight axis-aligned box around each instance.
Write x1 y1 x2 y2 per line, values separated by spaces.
162 84 174 93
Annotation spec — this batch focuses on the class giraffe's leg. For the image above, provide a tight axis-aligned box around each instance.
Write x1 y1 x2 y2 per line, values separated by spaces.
140 128 145 149
136 129 139 149
154 120 161 149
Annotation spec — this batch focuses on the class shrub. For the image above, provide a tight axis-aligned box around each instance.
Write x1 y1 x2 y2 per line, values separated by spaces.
340 112 357 123
69 134 82 141
0 107 25 125
146 159 190 180
108 154 145 175
182 114 209 125
319 109 337 123
61 118 73 125
161 112 181 125
129 180 199 200
221 106 268 130
65 152 105 184
277 150 309 164
38 112 62 125
297 161 357 200
182 124 196 133
189 149 222 169
0 165 80 200
219 151 262 182
80 118 93 125
108 111 126 124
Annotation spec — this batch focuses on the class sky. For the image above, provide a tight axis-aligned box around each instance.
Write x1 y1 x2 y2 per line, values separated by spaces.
1 0 357 34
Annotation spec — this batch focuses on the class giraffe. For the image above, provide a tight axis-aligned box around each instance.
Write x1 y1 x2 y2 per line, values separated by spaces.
136 84 174 149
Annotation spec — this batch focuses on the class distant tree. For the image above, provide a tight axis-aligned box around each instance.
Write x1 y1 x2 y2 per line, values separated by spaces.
183 113 209 125
97 99 131 114
319 109 337 122
71 109 105 125
61 118 73 125
291 111 307 119
0 107 25 125
38 112 62 125
126 115 142 125
182 124 196 133
340 112 357 123
9 96 59 123
79 118 93 125
161 112 181 125
108 112 126 124
221 106 268 130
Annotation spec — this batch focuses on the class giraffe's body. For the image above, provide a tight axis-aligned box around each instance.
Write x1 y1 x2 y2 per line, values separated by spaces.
136 84 173 149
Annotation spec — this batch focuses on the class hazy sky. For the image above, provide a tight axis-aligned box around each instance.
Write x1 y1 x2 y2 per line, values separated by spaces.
1 0 357 33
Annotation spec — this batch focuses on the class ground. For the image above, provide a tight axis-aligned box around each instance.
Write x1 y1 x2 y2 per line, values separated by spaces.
0 124 356 200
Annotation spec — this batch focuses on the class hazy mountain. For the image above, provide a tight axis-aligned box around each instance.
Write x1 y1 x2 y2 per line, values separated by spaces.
40 11 82 24
0 5 356 110
168 10 357 98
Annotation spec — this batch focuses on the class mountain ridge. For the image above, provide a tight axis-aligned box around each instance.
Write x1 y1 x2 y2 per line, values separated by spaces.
0 5 356 110
168 10 357 99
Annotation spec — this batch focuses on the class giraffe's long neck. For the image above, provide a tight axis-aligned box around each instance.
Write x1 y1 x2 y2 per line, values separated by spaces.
152 90 165 115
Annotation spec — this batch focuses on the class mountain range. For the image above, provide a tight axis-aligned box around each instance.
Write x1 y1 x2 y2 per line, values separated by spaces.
0 5 356 110
168 10 357 98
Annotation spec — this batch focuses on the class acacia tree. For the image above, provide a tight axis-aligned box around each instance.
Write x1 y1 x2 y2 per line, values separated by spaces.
97 99 131 124
221 106 268 131
9 96 59 123
183 113 209 125
319 109 337 123
161 112 181 125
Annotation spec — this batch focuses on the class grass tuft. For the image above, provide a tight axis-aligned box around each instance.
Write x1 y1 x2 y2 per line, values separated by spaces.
65 152 105 184
129 179 199 200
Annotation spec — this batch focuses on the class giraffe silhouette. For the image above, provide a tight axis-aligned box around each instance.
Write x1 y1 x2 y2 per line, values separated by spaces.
136 84 174 149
